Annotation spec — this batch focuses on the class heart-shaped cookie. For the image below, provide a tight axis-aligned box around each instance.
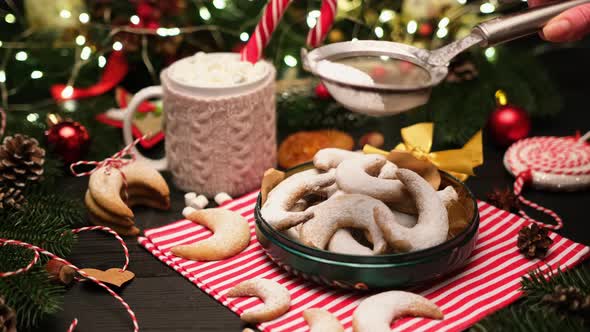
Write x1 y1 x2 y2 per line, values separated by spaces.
80 268 135 287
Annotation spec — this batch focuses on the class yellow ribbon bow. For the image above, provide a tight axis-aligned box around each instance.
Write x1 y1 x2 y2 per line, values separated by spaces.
365 122 483 181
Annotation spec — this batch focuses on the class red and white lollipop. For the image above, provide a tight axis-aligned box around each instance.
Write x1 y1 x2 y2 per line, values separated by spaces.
503 132 590 229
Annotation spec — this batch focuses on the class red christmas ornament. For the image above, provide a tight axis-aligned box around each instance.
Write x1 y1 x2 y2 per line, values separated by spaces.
45 115 91 165
487 91 531 146
418 23 433 37
315 82 331 99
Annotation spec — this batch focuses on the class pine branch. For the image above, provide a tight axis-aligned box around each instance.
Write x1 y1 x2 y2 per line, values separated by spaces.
470 301 586 332
521 266 590 305
471 266 590 331
0 267 64 329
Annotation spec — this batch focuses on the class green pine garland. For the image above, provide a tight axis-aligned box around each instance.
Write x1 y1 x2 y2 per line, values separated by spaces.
472 266 590 331
0 156 85 329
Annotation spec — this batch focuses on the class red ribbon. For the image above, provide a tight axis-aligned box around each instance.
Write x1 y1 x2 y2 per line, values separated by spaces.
51 52 129 102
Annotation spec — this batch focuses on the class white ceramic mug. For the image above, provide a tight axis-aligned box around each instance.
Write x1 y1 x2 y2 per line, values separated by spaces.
123 53 277 196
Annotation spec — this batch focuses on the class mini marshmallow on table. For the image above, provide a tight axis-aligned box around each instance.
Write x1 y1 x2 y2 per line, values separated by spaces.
184 192 209 210
214 192 233 205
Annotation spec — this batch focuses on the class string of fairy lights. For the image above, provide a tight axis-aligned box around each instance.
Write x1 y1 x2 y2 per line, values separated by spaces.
0 0 503 116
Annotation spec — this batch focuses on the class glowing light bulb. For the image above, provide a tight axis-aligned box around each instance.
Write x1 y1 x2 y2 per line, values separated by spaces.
79 13 90 23
306 10 320 28
75 35 86 46
378 10 395 23
485 47 496 60
4 14 15 24
199 7 211 20
112 41 123 51
374 27 384 38
63 100 77 112
61 85 74 99
30 70 43 79
457 0 467 4
480 3 495 13
436 27 448 38
213 0 226 9
0 41 3 47
438 17 450 29
167 28 180 36
407 20 418 34
283 55 298 67
80 46 91 60
15 51 28 61
130 15 140 25
0 71 5 83
156 28 168 36
27 113 39 122
240 32 249 42
60 9 72 19
98 55 106 68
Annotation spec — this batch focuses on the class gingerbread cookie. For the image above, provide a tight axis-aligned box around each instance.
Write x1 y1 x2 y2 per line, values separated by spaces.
278 130 354 169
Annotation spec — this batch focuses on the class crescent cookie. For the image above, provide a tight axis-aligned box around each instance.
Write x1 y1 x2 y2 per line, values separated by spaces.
313 148 363 170
336 154 406 203
352 291 443 332
389 185 458 215
171 208 250 261
303 308 345 332
226 279 291 323
299 194 390 254
88 160 170 218
376 169 449 252
260 169 336 230
84 190 134 227
328 229 374 256
260 168 286 205
314 148 398 180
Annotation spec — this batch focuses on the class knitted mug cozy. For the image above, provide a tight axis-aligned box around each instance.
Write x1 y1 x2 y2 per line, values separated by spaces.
160 67 277 197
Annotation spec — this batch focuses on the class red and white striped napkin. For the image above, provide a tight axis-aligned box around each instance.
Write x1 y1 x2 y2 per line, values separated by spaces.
138 191 589 331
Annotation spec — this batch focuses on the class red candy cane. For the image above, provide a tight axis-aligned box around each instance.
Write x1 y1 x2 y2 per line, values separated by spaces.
70 136 145 201
306 0 337 48
0 226 138 332
241 0 337 63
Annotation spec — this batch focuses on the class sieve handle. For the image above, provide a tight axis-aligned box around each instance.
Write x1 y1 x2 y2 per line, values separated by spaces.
474 0 590 47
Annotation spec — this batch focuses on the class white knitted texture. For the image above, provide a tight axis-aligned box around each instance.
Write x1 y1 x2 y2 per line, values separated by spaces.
161 68 277 197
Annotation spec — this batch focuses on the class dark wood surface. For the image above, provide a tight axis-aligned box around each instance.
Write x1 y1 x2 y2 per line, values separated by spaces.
32 47 590 331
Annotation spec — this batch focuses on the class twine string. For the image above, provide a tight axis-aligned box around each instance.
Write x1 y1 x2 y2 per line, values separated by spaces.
70 136 145 202
0 226 138 332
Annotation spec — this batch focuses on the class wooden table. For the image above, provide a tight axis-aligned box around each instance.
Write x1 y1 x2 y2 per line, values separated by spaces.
34 48 590 332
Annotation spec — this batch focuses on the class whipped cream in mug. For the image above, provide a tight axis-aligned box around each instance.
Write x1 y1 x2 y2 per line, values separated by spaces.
168 52 268 87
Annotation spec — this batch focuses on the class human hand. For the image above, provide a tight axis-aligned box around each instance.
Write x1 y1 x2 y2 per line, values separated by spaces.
528 0 590 42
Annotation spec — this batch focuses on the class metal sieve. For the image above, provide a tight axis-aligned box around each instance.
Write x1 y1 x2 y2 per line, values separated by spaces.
302 0 589 116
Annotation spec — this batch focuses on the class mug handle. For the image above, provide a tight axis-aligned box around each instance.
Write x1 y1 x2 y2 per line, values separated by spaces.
123 85 168 171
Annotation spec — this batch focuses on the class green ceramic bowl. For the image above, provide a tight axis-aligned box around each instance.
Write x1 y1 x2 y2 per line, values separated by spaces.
254 163 479 290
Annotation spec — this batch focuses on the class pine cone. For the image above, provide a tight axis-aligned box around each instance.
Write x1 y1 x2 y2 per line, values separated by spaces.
0 186 25 209
0 296 17 332
487 187 520 213
542 285 590 315
0 134 45 188
517 224 553 259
